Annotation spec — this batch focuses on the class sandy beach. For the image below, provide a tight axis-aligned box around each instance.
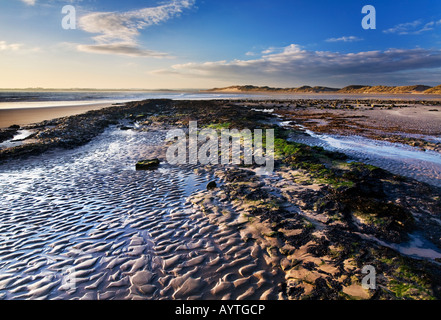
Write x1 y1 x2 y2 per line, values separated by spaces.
0 102 117 129
4 0 441 308
0 98 440 301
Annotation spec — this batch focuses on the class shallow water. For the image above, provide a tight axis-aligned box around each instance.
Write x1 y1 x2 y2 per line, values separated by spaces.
356 232 441 261
0 92 264 110
0 127 280 300
283 123 441 188
0 130 34 149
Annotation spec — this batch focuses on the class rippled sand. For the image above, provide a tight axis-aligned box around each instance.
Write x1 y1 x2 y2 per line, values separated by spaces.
0 127 281 300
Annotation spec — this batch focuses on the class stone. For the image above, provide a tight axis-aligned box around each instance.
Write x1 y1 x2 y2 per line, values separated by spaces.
207 181 217 190
136 159 160 170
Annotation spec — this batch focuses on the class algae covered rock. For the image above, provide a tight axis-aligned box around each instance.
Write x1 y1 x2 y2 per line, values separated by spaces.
136 158 160 170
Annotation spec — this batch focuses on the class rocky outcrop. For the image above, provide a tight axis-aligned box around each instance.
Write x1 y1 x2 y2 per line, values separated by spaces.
0 125 20 144
136 159 160 170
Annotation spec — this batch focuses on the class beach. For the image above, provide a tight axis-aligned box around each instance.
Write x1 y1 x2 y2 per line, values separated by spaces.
0 102 120 129
0 97 440 300
4 0 441 307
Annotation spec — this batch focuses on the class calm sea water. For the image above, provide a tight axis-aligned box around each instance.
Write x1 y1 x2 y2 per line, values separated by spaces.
1 91 441 110
0 91 259 110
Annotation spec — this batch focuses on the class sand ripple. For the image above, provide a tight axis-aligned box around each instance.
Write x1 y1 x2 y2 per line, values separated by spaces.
0 127 281 300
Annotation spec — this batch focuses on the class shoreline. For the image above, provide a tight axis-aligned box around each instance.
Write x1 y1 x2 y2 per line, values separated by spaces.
0 102 120 129
205 90 441 101
1 94 441 130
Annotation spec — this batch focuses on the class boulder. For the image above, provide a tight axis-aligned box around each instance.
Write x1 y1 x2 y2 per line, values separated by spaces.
136 159 160 170
206 181 217 190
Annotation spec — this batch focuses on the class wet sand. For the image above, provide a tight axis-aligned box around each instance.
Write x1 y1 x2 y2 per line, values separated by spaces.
284 104 441 136
0 103 117 129
0 126 282 300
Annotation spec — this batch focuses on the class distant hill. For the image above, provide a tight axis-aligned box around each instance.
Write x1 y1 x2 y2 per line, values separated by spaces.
424 85 441 94
205 85 339 93
205 84 439 94
338 85 432 94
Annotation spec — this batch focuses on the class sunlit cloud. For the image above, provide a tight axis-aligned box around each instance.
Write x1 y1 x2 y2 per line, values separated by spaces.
326 36 363 42
383 19 441 35
0 41 23 51
19 0 36 5
77 43 170 58
152 44 441 86
77 0 195 58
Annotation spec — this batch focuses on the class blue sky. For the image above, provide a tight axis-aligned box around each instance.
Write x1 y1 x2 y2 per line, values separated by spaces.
1 0 441 88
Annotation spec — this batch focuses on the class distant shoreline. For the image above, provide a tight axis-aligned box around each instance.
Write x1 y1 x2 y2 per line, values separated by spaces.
2 93 441 129
204 84 441 95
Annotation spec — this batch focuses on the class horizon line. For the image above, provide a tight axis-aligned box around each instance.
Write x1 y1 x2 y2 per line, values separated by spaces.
0 83 439 92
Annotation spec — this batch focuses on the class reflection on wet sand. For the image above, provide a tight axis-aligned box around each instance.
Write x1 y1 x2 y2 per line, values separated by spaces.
0 127 282 300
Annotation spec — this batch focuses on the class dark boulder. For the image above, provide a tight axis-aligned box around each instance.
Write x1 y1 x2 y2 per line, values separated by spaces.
207 181 217 190
136 159 160 170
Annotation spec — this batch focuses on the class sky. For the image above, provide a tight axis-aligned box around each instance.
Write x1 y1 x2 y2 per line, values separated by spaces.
0 0 441 89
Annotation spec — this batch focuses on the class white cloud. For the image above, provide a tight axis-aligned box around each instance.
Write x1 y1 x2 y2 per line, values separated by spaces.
19 0 36 5
77 43 170 58
0 41 23 51
326 36 363 42
18 0 87 6
261 47 278 54
151 44 441 86
0 40 42 55
383 19 441 35
77 0 195 58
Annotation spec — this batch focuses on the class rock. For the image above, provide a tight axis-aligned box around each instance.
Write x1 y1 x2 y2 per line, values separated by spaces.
120 126 134 131
207 181 217 190
0 128 17 143
136 159 160 170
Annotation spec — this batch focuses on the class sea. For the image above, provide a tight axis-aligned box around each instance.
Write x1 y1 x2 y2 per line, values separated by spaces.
1 90 441 110
0 90 255 110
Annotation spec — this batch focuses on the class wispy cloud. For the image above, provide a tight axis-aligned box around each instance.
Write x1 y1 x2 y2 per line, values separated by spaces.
0 40 41 54
0 41 23 51
383 19 441 35
77 43 170 58
17 0 86 6
326 36 363 42
77 0 195 58
19 0 36 5
152 44 441 86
